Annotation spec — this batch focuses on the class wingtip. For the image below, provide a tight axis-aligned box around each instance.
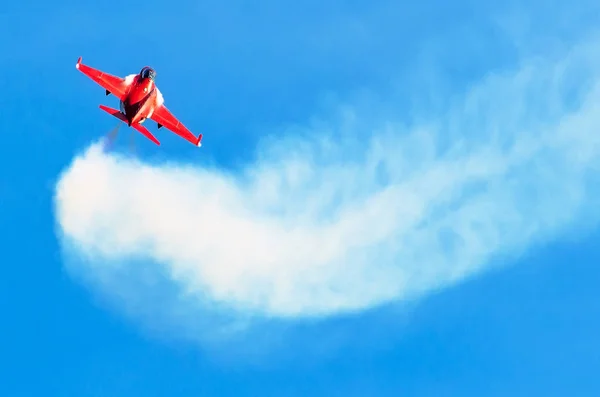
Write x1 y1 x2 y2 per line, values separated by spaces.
75 56 82 69
196 134 203 147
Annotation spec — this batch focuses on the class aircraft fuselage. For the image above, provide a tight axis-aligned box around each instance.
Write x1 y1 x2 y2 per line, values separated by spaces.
120 74 157 126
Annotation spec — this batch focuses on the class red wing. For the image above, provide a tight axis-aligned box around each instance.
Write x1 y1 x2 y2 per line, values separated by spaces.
75 57 130 101
150 104 203 147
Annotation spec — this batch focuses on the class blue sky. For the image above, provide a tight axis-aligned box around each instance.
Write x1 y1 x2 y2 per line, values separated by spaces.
3 1 600 396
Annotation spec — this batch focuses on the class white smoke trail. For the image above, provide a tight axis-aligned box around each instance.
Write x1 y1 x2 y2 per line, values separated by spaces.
54 33 600 342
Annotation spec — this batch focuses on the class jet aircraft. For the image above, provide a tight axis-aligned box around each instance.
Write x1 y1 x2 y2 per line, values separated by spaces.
75 57 202 147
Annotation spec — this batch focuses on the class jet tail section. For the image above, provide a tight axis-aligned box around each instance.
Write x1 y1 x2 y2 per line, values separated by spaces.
98 105 160 146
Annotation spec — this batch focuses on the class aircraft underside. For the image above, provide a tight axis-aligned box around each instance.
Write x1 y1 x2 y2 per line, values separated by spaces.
119 100 148 124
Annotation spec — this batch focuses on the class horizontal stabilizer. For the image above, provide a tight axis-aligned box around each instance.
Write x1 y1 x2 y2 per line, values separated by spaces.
98 105 160 146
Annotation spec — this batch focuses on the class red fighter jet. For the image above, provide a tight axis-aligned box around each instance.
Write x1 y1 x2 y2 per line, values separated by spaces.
75 57 202 147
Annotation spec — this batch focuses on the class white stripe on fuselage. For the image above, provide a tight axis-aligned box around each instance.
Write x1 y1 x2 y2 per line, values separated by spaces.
124 74 136 85
145 87 163 119
155 87 164 106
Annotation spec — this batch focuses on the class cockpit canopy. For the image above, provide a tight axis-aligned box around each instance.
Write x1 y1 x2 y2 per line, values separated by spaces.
140 66 156 81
